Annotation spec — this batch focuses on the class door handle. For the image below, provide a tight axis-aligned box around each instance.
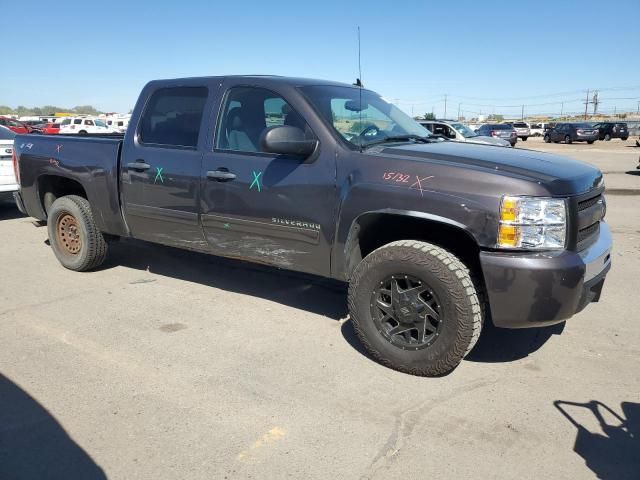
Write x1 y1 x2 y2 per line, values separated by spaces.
126 161 151 171
207 169 236 181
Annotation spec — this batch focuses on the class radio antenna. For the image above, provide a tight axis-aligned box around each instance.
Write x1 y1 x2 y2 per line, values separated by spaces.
357 26 363 152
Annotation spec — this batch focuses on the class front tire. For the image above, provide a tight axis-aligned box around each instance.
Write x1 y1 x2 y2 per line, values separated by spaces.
604 133 611 141
348 240 482 376
47 195 108 271
544 134 551 143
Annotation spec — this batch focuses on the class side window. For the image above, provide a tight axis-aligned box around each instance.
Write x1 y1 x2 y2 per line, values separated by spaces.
139 86 208 148
73 119 82 125
215 86 309 153
433 124 446 136
61 118 71 125
84 120 94 126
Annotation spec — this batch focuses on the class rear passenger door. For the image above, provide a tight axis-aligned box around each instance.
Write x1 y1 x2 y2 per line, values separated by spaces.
121 84 216 250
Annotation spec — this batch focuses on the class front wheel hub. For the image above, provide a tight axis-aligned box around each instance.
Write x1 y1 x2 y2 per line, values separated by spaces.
371 275 442 350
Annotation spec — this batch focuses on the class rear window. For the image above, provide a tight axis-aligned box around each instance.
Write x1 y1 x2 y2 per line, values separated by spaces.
490 124 512 130
139 86 208 148
512 122 528 128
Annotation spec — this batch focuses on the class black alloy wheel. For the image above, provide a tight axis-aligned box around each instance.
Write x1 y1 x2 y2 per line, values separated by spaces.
370 274 441 350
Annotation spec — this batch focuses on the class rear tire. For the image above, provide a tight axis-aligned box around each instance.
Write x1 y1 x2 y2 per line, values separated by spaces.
522 137 528 141
544 134 551 143
565 135 572 144
348 240 483 376
47 195 108 271
78 130 88 136
587 140 594 144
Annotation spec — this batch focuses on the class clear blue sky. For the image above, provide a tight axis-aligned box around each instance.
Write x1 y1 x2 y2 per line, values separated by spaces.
4 0 639 118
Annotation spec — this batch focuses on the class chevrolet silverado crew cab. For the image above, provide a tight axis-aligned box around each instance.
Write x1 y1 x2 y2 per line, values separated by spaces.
12 76 612 376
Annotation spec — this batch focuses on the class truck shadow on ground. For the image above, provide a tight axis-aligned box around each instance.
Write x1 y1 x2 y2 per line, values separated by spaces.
340 318 563 368
106 239 349 320
0 373 107 480
554 400 640 480
0 202 25 221
107 239 560 365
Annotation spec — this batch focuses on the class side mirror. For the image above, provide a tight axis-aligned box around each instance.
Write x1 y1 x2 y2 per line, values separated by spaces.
260 125 318 157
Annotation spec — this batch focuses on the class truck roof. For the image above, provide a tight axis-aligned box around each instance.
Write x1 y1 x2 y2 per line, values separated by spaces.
147 75 359 89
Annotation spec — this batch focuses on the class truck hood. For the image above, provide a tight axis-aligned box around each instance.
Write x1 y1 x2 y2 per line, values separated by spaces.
380 141 602 195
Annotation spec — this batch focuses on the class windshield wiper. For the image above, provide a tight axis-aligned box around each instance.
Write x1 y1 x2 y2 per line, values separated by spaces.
364 134 437 148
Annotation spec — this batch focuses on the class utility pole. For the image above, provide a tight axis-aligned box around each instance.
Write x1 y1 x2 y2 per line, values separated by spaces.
457 103 461 120
521 105 524 121
584 89 590 120
592 91 599 115
637 101 639 114
443 94 448 119
560 102 564 118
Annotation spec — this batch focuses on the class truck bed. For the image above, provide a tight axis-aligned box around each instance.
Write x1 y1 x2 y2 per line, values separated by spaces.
14 133 129 236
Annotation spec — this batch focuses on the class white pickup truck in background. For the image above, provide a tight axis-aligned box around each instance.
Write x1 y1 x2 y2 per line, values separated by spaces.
0 126 17 203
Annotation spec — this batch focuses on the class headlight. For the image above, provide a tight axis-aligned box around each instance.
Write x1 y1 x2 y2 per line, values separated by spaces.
498 196 567 250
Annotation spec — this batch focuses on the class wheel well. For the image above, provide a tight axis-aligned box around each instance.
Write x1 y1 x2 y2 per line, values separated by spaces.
38 175 87 214
345 213 482 281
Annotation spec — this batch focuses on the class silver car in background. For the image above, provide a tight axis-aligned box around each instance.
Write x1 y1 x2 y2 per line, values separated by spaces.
507 121 531 141
419 120 511 147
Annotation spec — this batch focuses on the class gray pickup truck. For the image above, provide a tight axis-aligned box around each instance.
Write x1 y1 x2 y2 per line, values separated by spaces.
13 75 612 376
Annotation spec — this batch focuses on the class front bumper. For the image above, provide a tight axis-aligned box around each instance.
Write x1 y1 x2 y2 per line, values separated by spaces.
480 221 612 328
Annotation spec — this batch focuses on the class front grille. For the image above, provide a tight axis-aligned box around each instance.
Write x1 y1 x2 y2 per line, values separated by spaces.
578 193 602 212
577 222 600 250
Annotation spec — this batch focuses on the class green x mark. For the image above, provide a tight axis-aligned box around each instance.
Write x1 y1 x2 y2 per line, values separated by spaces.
249 170 262 192
154 167 164 184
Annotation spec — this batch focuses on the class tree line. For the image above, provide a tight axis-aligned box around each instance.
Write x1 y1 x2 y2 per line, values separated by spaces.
0 105 103 116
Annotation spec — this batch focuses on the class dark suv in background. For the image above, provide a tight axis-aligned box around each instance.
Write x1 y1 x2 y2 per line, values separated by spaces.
475 123 517 146
544 123 598 144
593 122 628 141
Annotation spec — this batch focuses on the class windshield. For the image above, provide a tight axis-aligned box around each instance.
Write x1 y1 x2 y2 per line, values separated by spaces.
300 85 431 148
450 123 477 138
0 126 16 140
95 119 107 127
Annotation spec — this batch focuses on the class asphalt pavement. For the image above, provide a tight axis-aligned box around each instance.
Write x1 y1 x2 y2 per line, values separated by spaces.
0 137 638 480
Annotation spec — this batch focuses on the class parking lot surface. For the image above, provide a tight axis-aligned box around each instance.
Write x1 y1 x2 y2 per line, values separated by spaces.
1 138 639 479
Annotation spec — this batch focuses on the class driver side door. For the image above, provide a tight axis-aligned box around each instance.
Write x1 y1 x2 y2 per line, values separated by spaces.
199 82 338 277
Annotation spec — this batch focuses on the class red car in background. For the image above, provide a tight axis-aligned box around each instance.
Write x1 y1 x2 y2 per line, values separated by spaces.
0 116 32 134
39 123 61 135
